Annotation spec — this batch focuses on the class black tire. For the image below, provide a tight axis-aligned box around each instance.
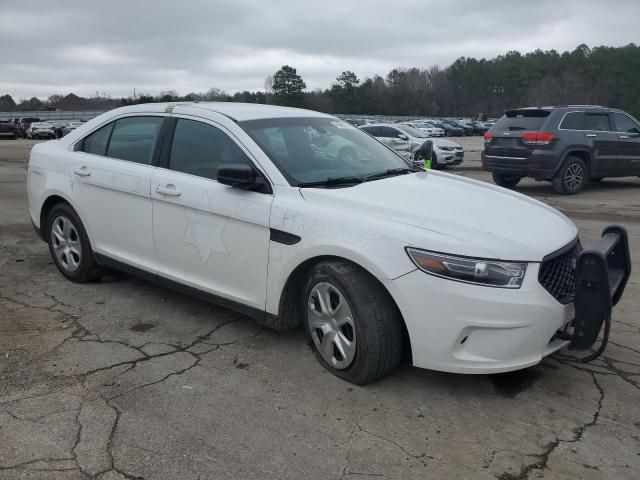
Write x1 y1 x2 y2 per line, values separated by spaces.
302 260 403 385
46 203 102 282
492 172 522 188
431 151 439 169
552 156 587 195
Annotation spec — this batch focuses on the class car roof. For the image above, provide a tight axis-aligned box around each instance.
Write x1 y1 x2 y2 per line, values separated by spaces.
362 123 401 128
111 102 333 122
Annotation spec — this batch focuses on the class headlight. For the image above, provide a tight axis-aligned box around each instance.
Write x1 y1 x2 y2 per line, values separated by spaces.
406 248 527 289
438 146 453 151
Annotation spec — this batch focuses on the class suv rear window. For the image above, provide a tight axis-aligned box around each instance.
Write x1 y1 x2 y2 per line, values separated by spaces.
492 109 550 132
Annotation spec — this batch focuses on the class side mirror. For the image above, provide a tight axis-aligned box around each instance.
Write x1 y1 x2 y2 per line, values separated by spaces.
398 134 409 141
217 164 269 193
628 128 640 136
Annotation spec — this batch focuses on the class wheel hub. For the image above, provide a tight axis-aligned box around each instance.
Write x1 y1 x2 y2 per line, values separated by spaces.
307 282 356 370
51 215 82 272
564 163 584 191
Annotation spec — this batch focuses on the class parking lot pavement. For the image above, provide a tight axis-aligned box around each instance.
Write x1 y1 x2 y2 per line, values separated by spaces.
1 138 639 480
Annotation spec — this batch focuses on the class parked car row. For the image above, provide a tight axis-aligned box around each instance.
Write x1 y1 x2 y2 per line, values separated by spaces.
344 117 491 137
0 118 86 139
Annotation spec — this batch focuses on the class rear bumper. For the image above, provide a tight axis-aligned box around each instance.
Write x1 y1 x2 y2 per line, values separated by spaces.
482 150 559 179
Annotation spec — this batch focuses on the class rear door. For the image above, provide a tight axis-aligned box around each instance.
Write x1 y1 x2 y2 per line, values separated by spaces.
611 112 640 175
71 115 164 271
584 113 619 175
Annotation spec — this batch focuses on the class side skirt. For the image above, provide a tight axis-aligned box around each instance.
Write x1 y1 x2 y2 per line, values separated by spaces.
94 253 281 328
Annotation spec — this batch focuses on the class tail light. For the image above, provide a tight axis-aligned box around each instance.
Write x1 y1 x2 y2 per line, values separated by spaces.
521 132 555 145
483 132 494 141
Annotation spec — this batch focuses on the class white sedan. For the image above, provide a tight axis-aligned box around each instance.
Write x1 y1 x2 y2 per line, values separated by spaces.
27 102 630 384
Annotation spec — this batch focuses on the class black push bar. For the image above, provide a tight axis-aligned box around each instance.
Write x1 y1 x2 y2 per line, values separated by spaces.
569 225 631 362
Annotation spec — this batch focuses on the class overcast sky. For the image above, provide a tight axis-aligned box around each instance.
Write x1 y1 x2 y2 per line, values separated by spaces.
1 0 639 100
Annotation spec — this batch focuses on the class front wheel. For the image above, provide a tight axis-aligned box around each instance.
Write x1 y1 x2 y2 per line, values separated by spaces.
552 157 587 195
302 260 403 385
492 172 522 188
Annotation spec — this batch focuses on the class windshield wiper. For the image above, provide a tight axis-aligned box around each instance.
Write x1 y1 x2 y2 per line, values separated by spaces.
297 176 365 188
364 167 420 181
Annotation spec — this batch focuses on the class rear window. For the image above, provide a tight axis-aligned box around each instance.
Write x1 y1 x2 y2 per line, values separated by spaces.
492 109 551 132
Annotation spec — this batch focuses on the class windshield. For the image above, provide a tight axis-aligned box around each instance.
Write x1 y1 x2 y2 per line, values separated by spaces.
239 117 411 185
397 125 427 138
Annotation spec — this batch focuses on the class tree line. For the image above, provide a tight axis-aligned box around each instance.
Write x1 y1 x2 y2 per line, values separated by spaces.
2 44 640 118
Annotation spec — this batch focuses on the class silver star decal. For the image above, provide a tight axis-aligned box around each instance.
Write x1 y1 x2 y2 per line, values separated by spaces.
182 190 229 263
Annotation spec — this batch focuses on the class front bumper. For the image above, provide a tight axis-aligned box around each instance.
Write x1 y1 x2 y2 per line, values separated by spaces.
389 226 631 374
435 149 464 165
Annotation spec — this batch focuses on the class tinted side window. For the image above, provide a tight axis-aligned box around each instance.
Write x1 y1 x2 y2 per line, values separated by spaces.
559 112 584 130
169 119 250 180
82 123 114 155
612 113 640 133
381 126 401 138
361 126 380 136
106 116 163 164
584 114 611 132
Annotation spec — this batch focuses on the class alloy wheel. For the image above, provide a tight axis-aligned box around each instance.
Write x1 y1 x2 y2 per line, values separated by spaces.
308 282 356 369
564 163 584 191
50 215 82 272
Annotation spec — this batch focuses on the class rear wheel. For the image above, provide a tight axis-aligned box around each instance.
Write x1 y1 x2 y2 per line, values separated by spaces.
552 157 587 195
492 172 522 188
46 203 102 282
302 260 403 385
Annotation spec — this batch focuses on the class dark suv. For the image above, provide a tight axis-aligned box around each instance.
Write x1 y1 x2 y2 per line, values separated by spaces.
482 106 640 194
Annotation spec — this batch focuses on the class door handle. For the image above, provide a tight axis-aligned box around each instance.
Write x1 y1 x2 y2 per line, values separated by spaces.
155 184 181 196
72 166 91 177
619 135 630 139
586 134 597 138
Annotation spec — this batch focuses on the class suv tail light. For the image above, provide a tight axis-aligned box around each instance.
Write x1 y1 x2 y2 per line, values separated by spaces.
521 132 555 145
483 132 494 141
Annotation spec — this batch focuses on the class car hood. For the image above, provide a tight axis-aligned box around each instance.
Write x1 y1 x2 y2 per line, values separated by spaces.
408 137 461 149
299 171 577 261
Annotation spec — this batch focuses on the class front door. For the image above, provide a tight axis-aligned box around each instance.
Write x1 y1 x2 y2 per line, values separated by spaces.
584 113 619 175
611 112 640 175
151 116 273 311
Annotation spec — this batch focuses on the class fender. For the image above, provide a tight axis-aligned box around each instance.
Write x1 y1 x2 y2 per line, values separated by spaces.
554 147 594 176
36 188 97 249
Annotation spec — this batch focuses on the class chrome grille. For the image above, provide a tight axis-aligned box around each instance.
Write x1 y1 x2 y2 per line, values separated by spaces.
539 241 582 304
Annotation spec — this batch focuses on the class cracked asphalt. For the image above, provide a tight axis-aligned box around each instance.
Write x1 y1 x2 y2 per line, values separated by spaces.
1 138 639 479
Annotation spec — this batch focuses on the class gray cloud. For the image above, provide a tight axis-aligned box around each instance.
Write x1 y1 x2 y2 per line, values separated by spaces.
1 0 639 99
